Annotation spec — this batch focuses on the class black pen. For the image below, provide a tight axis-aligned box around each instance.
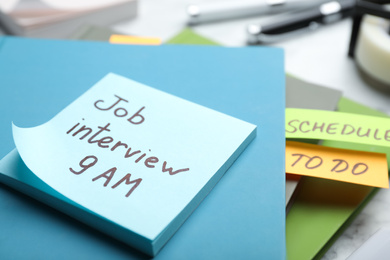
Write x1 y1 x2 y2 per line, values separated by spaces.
247 0 355 44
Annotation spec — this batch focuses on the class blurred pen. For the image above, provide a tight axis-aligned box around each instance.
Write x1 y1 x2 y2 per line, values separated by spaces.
247 0 355 44
187 0 323 25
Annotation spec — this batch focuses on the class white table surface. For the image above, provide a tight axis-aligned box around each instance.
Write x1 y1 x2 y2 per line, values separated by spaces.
112 1 390 259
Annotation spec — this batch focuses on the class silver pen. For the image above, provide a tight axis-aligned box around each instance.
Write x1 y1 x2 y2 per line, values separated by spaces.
246 0 355 44
187 0 324 25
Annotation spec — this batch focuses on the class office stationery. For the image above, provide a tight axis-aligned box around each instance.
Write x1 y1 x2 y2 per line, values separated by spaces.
187 0 318 25
167 34 386 260
348 0 390 58
9 72 256 256
287 97 389 260
346 228 390 260
247 0 355 44
109 34 161 45
0 0 137 38
354 14 390 90
286 141 388 188
286 108 390 147
348 0 390 90
0 37 285 259
168 26 387 260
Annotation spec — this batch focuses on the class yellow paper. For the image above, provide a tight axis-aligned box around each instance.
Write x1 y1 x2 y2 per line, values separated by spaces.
286 141 389 188
109 34 161 45
286 108 390 147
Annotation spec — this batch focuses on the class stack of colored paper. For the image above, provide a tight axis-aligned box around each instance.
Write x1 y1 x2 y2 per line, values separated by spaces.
0 35 285 258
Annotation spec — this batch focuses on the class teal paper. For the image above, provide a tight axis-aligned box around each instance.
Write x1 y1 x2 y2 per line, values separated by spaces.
11 73 256 255
0 37 285 259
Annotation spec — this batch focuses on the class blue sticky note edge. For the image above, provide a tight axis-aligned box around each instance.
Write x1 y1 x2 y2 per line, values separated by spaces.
0 37 285 259
0 150 153 253
2 124 256 256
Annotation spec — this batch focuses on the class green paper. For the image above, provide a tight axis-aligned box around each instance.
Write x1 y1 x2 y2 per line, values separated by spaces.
286 108 390 147
286 97 389 260
166 28 219 45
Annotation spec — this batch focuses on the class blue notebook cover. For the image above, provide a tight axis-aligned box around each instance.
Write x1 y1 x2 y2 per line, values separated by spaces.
0 37 285 259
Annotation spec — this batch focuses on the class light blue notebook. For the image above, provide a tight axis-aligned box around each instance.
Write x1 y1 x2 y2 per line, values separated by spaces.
0 37 285 259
